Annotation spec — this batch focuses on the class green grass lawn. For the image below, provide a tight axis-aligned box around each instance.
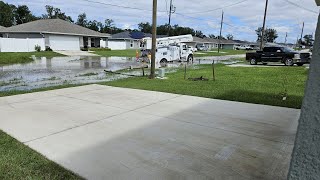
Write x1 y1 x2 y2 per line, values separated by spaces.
0 51 65 65
0 130 83 179
194 49 248 57
93 49 137 57
103 64 308 109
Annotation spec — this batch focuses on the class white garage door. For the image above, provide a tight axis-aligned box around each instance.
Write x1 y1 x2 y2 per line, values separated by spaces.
108 41 127 50
49 35 80 51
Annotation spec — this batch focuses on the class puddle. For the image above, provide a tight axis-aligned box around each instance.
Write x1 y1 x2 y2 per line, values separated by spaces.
0 55 242 91
0 56 148 91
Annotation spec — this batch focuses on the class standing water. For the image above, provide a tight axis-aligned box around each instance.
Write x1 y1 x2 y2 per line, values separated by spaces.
0 56 143 91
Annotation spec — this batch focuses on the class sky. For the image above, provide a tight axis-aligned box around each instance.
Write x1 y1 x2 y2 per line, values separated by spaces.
4 0 320 43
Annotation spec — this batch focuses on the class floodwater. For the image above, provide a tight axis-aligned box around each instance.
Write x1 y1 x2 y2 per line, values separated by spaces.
0 56 146 91
0 55 243 91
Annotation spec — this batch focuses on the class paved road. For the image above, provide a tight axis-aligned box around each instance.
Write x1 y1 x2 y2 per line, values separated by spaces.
0 85 300 179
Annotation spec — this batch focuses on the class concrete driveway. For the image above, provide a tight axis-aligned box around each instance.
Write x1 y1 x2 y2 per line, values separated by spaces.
55 50 99 56
0 85 300 179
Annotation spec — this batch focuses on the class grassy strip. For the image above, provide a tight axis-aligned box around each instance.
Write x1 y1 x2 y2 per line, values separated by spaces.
194 49 248 57
0 84 83 97
0 130 83 179
0 52 65 65
93 49 137 57
103 64 307 109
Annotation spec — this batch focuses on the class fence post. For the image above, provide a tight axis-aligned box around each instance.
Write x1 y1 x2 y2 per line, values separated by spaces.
184 63 187 80
212 60 215 81
142 66 145 77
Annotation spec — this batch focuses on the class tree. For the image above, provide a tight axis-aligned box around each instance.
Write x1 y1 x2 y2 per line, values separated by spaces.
76 13 88 27
14 5 38 25
42 5 73 22
208 34 216 39
256 27 278 43
195 30 206 38
217 35 226 40
157 24 169 35
102 19 115 33
138 22 152 33
226 34 234 40
303 34 314 46
0 1 15 27
87 20 101 31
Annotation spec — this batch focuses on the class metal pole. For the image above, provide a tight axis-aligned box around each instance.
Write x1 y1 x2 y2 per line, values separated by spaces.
218 11 224 53
285 32 288 44
300 22 305 49
168 0 173 36
149 0 157 79
260 0 269 50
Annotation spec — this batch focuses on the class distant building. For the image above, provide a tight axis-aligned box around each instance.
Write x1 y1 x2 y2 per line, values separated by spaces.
185 37 241 50
108 31 167 50
0 26 6 37
0 19 110 51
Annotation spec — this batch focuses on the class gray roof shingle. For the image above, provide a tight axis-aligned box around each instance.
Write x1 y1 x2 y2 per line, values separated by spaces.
111 31 167 39
0 26 6 31
0 19 110 37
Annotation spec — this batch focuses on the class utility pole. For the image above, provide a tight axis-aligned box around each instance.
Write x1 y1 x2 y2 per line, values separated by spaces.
149 0 157 79
300 22 305 49
260 0 269 50
168 0 176 36
284 32 288 44
218 10 224 53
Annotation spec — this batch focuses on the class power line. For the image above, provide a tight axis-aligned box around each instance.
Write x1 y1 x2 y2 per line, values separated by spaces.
187 0 250 15
281 0 318 14
79 0 166 13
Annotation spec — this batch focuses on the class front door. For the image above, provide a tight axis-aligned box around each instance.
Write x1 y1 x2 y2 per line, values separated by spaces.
83 37 88 48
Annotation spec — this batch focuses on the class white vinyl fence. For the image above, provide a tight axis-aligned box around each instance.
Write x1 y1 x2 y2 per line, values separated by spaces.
0 38 45 52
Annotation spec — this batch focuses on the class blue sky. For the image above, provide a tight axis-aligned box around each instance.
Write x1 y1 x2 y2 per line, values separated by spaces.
4 0 320 43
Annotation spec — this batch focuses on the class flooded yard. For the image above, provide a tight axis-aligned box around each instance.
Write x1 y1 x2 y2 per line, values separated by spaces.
0 55 243 91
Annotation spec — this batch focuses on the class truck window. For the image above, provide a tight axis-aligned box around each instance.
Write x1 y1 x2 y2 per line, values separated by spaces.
264 47 277 52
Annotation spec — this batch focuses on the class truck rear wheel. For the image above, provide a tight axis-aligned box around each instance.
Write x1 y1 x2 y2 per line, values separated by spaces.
284 59 294 66
160 58 168 64
187 55 194 63
250 58 257 65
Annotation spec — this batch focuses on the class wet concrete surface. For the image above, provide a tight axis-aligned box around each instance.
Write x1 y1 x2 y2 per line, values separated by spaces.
0 85 300 179
0 56 242 91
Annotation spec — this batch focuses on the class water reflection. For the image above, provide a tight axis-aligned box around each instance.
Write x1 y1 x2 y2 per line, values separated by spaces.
0 55 242 91
0 56 143 91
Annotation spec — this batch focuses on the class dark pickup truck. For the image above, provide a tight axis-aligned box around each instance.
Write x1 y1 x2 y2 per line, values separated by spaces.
246 46 311 66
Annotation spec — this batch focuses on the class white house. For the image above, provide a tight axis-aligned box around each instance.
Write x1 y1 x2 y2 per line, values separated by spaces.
108 31 167 50
0 26 5 37
0 19 111 51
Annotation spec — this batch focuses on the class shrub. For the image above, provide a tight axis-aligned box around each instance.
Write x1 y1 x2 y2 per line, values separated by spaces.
35 45 41 52
45 46 53 51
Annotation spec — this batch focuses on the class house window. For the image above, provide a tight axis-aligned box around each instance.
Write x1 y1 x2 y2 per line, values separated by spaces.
130 40 134 48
